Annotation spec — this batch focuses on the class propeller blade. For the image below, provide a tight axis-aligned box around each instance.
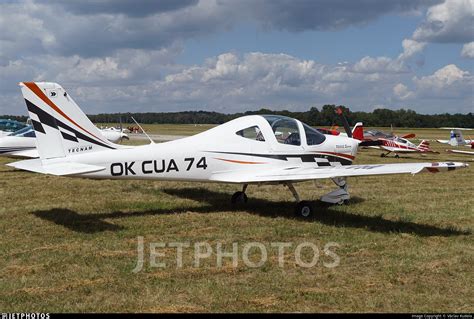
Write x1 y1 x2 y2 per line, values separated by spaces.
336 107 352 138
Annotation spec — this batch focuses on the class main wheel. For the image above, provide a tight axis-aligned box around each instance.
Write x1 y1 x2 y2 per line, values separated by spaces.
294 201 313 218
380 153 386 157
231 191 248 204
395 154 400 158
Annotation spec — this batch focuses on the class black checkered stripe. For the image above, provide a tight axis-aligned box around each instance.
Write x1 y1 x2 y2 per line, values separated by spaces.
25 99 115 150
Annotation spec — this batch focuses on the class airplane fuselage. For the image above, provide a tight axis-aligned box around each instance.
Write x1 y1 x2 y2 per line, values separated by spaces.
63 116 359 182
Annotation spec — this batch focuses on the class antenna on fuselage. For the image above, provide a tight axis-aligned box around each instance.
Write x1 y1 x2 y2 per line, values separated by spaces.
131 116 155 144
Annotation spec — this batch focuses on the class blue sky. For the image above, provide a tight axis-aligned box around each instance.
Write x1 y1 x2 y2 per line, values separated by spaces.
0 0 473 115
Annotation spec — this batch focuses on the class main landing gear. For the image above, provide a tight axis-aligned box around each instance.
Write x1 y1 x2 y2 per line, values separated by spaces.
381 152 399 158
320 177 350 206
230 178 351 218
286 183 314 218
231 184 248 204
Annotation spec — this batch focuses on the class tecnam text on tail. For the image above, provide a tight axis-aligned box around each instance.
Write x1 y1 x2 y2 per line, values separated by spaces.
9 82 469 217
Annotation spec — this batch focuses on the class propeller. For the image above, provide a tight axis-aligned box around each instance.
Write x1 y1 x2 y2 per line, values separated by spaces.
336 107 352 138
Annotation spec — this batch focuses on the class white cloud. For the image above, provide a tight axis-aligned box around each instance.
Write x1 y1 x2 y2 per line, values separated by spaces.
461 42 474 58
412 64 473 99
412 0 474 43
398 39 427 60
393 83 415 100
0 0 472 115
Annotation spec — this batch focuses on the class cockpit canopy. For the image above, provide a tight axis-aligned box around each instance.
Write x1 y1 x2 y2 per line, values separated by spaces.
234 115 326 146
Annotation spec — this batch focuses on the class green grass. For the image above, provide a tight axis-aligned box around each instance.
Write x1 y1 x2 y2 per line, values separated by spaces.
0 127 473 312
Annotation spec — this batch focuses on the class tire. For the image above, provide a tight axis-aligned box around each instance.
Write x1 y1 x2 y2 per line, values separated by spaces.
231 191 248 204
337 199 350 205
294 201 313 218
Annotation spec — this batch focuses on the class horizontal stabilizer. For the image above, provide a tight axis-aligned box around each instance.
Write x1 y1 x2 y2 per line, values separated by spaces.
7 159 105 176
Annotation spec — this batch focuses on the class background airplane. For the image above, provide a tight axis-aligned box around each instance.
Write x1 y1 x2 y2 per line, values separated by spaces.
8 82 468 217
99 126 130 144
0 124 129 158
0 119 28 137
372 137 437 158
437 128 473 146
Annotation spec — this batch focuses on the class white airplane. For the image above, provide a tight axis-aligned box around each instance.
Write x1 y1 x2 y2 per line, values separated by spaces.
0 119 28 137
8 82 469 217
437 128 474 156
98 127 129 143
437 128 473 146
0 125 38 158
0 125 128 158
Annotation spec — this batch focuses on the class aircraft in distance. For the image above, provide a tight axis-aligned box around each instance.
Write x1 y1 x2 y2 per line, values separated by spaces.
0 124 129 158
0 119 28 137
98 127 129 143
0 125 38 157
367 136 437 158
437 128 473 146
8 82 469 217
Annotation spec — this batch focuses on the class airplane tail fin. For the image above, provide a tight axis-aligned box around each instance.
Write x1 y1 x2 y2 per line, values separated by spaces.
351 122 364 141
19 82 117 159
418 139 432 152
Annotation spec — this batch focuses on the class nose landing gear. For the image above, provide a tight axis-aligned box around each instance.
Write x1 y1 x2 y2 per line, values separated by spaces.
320 177 350 205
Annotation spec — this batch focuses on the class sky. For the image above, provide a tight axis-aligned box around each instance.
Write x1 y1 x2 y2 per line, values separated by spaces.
0 0 473 115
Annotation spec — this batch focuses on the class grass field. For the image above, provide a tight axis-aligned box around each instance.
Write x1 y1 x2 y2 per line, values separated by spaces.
0 126 473 313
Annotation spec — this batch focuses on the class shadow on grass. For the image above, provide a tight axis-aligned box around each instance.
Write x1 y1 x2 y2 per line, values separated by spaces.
31 188 470 237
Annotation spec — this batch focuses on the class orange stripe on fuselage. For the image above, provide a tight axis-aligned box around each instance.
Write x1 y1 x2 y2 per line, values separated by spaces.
23 82 108 144
215 158 267 165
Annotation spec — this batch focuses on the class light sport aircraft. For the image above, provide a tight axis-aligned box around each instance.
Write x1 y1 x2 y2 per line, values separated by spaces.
437 128 473 146
0 119 28 137
0 124 129 158
437 128 474 156
370 137 437 158
98 127 129 144
8 82 469 217
0 125 37 157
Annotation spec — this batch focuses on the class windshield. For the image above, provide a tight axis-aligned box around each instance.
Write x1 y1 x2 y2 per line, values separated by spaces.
263 115 301 146
262 115 326 146
303 123 326 145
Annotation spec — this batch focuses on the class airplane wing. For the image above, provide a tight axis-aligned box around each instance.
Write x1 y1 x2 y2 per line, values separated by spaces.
7 159 106 176
209 162 468 183
447 149 474 156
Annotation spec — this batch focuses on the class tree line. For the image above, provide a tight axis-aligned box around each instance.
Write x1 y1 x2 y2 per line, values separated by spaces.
2 105 473 128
